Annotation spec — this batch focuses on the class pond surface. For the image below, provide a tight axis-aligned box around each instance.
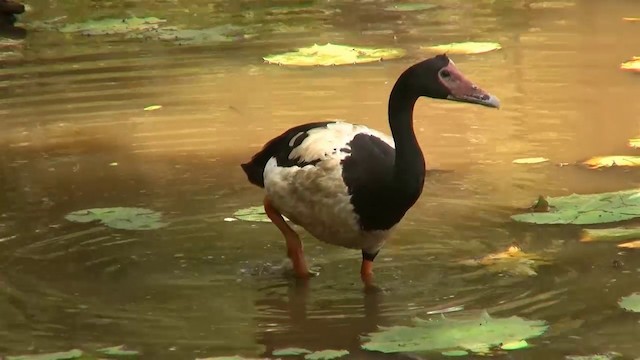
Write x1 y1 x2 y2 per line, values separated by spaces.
1 0 640 359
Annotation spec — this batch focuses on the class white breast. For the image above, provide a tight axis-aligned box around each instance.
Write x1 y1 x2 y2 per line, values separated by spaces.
262 121 395 253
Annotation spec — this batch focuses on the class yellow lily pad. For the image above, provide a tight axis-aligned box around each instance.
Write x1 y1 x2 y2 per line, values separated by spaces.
459 244 550 276
512 157 549 164
422 42 501 55
580 227 640 242
263 43 406 66
628 138 640 148
620 57 640 72
144 105 162 111
582 155 640 169
623 17 640 22
618 240 640 248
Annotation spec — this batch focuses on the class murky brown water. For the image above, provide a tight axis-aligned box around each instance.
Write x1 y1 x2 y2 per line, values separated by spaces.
2 0 640 359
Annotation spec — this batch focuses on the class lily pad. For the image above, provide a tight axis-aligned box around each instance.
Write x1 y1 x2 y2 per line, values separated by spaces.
459 244 550 276
97 345 139 356
304 350 349 360
623 17 640 22
618 240 640 248
361 311 548 355
513 157 549 164
529 1 575 9
7 349 84 360
628 137 640 148
273 348 312 356
566 353 621 360
618 293 640 312
582 155 640 168
131 25 252 45
65 207 168 230
511 189 640 225
422 42 501 55
59 17 166 35
580 227 640 242
384 3 438 12
441 350 468 356
232 206 270 222
263 43 406 66
620 57 640 72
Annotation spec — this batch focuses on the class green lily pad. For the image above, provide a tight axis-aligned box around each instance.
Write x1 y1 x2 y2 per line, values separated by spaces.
422 42 502 55
232 206 270 222
566 352 622 360
7 349 84 360
59 17 166 35
361 311 548 355
97 345 139 356
65 207 168 230
263 43 406 66
618 293 640 312
384 3 438 12
131 25 252 45
441 350 468 356
304 350 349 360
511 189 640 225
273 347 312 356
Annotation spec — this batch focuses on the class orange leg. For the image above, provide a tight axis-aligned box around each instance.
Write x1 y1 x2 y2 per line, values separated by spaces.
264 196 310 278
361 259 374 287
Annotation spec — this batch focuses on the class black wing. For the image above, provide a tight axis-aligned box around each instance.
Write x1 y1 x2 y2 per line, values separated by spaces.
241 121 333 187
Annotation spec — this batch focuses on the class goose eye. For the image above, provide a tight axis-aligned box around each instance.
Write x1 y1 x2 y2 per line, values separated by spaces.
440 70 451 78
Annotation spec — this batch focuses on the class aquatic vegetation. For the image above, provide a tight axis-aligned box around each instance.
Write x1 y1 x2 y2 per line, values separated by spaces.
511 189 640 225
97 345 139 356
263 43 406 66
421 42 501 55
620 57 640 72
384 3 438 12
622 17 640 22
618 240 640 248
361 311 548 356
528 1 575 9
65 207 168 230
131 25 253 45
580 227 640 242
628 137 640 148
232 206 272 222
272 347 311 356
459 244 551 276
58 16 166 35
304 350 349 360
619 293 640 312
566 353 622 360
6 349 84 360
512 157 549 164
581 155 640 168
143 105 162 111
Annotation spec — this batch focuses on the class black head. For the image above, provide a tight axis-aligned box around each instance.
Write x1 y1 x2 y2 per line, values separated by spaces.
401 54 500 108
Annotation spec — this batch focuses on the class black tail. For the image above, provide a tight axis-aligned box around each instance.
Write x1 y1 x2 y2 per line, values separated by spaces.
241 161 265 188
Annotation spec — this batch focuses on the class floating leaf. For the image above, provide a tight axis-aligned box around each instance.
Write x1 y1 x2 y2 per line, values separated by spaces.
582 155 640 169
263 43 406 66
97 345 139 356
273 348 312 356
566 353 622 360
620 57 640 72
628 138 640 148
441 350 468 356
618 293 640 312
511 189 640 225
65 207 168 230
580 227 640 242
529 1 575 9
513 157 549 164
623 17 640 22
459 245 550 276
232 206 270 222
618 240 640 248
304 350 349 360
144 105 162 111
7 349 84 360
59 17 166 35
422 42 501 55
384 3 438 12
361 311 547 355
131 25 252 45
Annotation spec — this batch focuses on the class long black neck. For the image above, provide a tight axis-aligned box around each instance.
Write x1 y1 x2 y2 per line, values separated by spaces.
388 73 426 203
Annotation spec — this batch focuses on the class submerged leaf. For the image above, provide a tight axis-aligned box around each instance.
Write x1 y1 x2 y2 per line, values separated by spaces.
273 347 312 356
384 3 438 12
97 345 139 356
618 293 640 312
65 207 168 230
7 349 84 360
511 189 640 225
580 227 640 242
582 155 640 168
132 25 251 45
59 17 165 35
361 311 548 355
459 245 550 276
620 57 640 72
304 350 349 360
232 206 271 222
263 43 406 66
513 157 549 164
422 42 501 55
